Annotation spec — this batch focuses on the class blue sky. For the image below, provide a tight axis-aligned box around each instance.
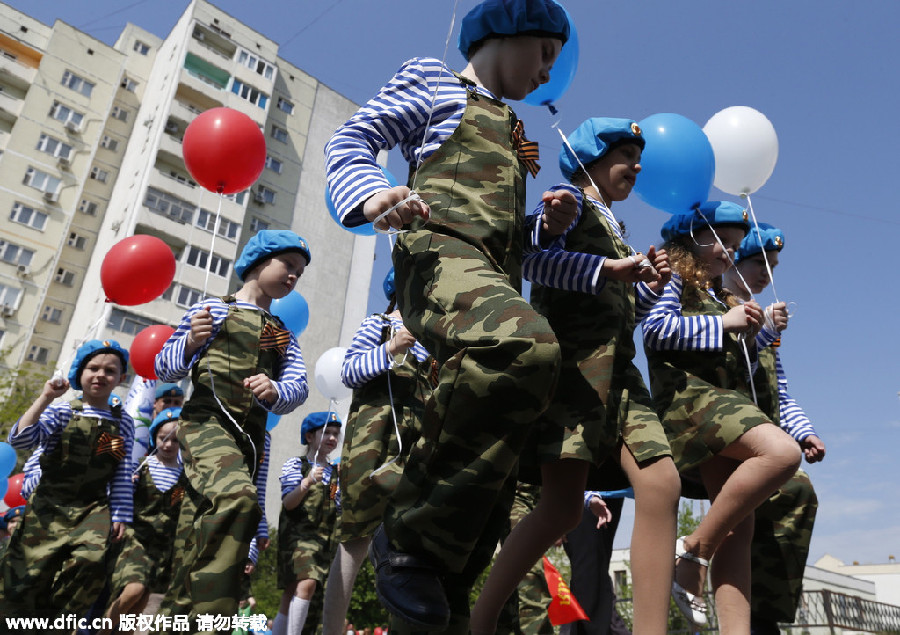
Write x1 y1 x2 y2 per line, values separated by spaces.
13 0 900 567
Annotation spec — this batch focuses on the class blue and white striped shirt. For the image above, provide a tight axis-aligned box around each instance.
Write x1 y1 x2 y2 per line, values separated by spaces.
325 57 499 227
342 313 430 389
641 275 725 352
775 350 817 441
8 401 135 523
255 433 271 541
280 456 340 512
142 454 182 492
155 297 308 414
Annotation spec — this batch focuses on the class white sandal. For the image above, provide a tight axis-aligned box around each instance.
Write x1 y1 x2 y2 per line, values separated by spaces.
672 536 710 627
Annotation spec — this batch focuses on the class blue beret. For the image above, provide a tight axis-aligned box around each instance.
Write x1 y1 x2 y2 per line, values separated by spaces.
660 201 750 243
149 407 181 449
68 339 129 390
155 382 184 400
735 223 784 263
300 411 342 444
559 117 645 181
235 230 311 281
3 506 25 524
383 268 396 302
458 0 570 60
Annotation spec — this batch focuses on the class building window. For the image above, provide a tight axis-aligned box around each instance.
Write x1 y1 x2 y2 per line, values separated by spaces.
100 136 119 152
90 166 109 183
55 268 76 286
27 346 50 364
107 308 156 335
276 97 294 114
175 284 203 309
196 210 238 240
24 167 62 194
144 187 195 224
110 106 129 122
41 305 63 324
79 199 98 216
10 203 48 231
37 134 73 159
230 80 268 109
270 125 288 143
0 283 22 308
120 76 137 92
185 246 231 277
0 240 35 267
49 101 85 128
265 156 282 174
61 70 94 97
133 40 150 55
255 186 275 204
249 217 269 233
67 232 88 250
236 50 275 80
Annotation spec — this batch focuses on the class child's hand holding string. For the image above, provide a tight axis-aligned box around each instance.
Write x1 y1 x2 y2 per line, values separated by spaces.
387 325 417 357
723 300 763 336
539 189 578 236
364 186 430 232
765 302 789 333
644 246 671 294
185 306 214 359
244 373 278 404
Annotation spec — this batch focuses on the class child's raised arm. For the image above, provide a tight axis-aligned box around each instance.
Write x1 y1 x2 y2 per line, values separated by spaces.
13 376 68 437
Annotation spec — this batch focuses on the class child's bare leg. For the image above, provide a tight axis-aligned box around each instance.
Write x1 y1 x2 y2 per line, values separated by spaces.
470 459 588 635
101 582 149 635
619 446 680 635
679 424 800 598
708 513 755 635
322 537 370 635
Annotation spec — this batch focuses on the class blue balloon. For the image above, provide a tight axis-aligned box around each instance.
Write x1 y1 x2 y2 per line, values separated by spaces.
325 166 399 237
0 442 16 478
266 411 281 431
522 7 579 108
633 113 715 215
270 291 309 336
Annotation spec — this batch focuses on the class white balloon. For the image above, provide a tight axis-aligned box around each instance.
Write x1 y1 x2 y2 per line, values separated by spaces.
703 106 779 195
314 346 351 401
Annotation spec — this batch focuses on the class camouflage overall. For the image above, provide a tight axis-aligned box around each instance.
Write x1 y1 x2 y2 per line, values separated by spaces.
0 398 126 618
527 192 671 482
646 285 773 473
750 344 818 623
386 73 561 576
277 457 340 588
108 461 187 597
160 299 287 629
339 315 436 542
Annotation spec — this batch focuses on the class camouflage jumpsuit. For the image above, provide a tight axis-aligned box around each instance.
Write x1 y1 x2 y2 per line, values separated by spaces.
0 398 127 618
277 457 340 588
646 286 774 473
339 314 435 542
108 460 186 597
387 74 560 575
527 191 671 478
750 345 818 624
160 300 287 629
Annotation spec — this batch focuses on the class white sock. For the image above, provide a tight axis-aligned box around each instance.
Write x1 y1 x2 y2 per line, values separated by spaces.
272 612 288 635
288 596 311 635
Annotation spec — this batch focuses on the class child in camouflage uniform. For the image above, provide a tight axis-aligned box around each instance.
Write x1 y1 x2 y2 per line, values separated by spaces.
723 223 825 634
273 411 341 635
641 203 801 631
101 407 186 633
155 230 311 630
325 0 577 628
321 269 434 635
0 339 134 619
473 118 680 635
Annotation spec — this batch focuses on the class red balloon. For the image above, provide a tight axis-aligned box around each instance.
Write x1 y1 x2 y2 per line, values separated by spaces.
101 235 176 305
130 325 175 379
4 473 26 507
182 107 266 194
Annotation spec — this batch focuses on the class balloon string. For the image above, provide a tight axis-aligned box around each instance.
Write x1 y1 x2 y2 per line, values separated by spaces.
742 193 781 305
202 193 224 298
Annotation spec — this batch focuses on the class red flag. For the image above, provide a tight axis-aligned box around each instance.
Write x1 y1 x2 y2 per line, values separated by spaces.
543 556 589 625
